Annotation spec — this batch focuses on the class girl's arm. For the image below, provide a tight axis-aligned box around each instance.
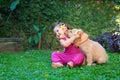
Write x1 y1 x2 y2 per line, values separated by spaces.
59 36 75 47
60 34 79 48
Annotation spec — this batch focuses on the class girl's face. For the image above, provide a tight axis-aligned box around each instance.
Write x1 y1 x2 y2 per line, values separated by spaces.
54 26 67 39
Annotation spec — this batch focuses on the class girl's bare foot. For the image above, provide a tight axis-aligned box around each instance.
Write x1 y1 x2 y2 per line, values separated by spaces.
67 61 73 69
52 62 63 68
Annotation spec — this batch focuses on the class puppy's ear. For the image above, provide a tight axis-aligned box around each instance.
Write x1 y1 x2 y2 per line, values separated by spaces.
78 29 83 33
80 30 88 43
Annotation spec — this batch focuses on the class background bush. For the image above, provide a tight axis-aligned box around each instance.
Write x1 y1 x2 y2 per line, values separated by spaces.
0 0 119 50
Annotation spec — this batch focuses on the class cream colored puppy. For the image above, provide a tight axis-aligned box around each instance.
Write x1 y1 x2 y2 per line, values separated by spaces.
67 29 108 66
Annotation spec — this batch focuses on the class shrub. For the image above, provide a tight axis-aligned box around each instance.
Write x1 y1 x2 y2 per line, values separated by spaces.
0 0 118 50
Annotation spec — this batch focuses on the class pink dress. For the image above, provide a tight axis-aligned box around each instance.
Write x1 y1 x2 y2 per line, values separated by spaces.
51 43 85 66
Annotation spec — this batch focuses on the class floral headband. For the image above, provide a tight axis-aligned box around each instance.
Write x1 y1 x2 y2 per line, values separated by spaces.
60 24 66 30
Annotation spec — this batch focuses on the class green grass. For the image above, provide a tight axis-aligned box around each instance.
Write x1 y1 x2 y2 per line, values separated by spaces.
0 50 120 80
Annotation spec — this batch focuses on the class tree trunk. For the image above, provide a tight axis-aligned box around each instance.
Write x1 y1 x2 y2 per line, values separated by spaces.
38 38 41 49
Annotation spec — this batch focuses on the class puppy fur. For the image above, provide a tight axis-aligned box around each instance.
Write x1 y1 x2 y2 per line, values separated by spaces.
67 29 108 66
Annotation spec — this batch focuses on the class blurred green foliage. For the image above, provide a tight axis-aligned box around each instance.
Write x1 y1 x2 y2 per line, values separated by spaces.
0 0 119 50
28 24 46 46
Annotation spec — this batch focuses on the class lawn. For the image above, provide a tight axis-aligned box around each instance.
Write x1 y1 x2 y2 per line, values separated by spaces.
0 50 120 80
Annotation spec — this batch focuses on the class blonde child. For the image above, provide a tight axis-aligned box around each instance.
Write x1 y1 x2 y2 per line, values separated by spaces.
51 23 85 68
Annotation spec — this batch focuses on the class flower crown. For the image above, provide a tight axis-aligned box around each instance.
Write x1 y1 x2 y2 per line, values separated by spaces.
60 24 66 29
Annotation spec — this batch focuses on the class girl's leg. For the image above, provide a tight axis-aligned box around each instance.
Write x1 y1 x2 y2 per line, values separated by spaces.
70 53 85 67
51 51 66 68
67 61 74 68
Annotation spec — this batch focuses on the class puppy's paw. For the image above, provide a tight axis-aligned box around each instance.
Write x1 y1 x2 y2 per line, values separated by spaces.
87 63 92 66
92 63 96 66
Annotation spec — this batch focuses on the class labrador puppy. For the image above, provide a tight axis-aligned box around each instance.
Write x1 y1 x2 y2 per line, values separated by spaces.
67 29 108 66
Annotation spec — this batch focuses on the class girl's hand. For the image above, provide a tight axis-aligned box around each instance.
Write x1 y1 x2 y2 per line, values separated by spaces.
68 33 80 39
71 30 80 38
69 29 80 38
74 33 80 38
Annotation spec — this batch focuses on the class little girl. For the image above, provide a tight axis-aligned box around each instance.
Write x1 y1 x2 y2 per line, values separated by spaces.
51 23 85 68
